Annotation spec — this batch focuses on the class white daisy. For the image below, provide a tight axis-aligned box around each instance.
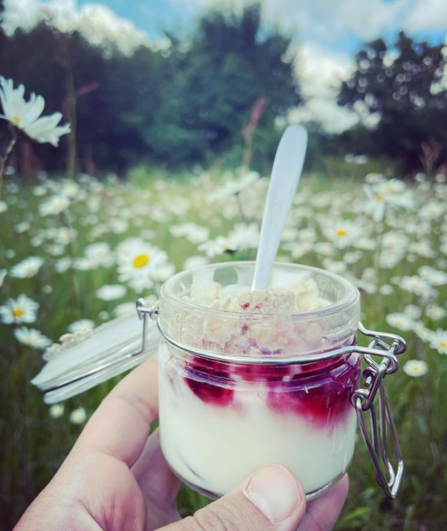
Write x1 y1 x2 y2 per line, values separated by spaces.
68 319 95 334
183 255 210 270
386 313 415 332
0 77 70 146
199 237 233 258
39 195 70 216
323 220 364 249
96 284 127 301
10 257 44 278
0 294 39 324
403 360 428 377
69 407 87 425
14 327 51 349
84 242 114 268
0 201 8 213
228 223 260 251
49 404 65 419
116 238 170 293
428 329 447 355
404 305 422 320
426 305 447 321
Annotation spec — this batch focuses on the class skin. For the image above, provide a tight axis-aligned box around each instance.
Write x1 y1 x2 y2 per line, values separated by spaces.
15 356 349 531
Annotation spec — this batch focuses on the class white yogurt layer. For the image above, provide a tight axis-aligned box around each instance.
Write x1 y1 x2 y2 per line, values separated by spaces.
159 344 357 497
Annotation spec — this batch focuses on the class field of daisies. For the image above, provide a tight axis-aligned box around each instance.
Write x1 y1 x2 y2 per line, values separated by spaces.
1 168 446 530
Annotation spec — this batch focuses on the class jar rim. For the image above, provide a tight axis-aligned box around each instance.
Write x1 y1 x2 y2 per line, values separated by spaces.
160 261 360 321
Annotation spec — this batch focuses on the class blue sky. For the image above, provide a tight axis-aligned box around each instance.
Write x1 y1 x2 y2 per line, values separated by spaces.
76 0 447 55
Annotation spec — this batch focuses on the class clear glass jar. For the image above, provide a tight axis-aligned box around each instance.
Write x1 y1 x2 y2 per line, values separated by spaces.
158 262 360 499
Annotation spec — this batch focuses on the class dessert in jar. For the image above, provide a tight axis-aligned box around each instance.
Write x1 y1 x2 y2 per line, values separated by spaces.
158 261 361 499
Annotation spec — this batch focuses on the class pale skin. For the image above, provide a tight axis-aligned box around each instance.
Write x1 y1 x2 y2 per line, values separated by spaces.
15 356 349 531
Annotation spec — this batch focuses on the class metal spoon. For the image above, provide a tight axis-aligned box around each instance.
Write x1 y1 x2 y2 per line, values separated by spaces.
252 125 308 291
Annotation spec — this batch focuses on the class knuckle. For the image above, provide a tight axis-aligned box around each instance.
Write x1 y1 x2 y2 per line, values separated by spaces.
192 504 247 531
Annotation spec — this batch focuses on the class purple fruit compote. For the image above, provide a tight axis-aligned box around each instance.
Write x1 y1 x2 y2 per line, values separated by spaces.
158 262 361 499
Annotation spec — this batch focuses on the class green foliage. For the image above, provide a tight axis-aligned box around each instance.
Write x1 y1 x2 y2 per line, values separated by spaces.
339 32 447 172
0 5 300 175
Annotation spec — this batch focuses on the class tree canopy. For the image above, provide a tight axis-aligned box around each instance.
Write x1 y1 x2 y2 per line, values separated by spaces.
338 31 447 171
0 4 300 175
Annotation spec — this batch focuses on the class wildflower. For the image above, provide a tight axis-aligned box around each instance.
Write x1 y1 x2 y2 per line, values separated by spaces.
39 195 70 216
418 266 447 287
69 407 87 425
113 302 137 317
227 223 260 250
403 360 428 377
0 201 8 213
199 237 233 258
426 305 447 321
0 295 38 324
170 223 210 244
96 284 127 301
15 221 30 233
10 257 44 278
379 285 393 295
84 242 114 268
386 313 415 332
116 238 170 293
428 329 447 354
183 255 210 270
0 77 70 146
14 327 51 349
54 257 72 273
323 220 364 249
404 305 422 320
399 276 435 298
49 404 64 419
68 319 95 334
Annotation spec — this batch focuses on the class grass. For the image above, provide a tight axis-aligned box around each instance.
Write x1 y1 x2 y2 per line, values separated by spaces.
0 167 446 530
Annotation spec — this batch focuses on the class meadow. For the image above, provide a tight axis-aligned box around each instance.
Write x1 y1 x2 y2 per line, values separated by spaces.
0 167 446 530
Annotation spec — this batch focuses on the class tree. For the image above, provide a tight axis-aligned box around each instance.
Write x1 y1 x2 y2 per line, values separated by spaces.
152 4 301 168
338 32 447 172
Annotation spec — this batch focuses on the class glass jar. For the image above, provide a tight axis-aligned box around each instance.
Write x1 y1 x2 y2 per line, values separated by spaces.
157 261 361 499
32 260 406 500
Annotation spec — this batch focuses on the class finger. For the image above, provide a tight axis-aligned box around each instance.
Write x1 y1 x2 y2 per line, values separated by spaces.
300 474 349 531
132 429 181 504
71 356 159 467
159 464 307 531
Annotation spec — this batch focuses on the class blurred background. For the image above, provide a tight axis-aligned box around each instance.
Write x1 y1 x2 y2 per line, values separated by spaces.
2 0 447 177
1 1 446 530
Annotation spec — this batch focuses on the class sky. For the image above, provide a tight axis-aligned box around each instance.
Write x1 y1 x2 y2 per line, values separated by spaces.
3 0 447 133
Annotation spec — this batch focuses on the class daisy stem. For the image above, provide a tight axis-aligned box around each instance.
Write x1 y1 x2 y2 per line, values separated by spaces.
0 128 18 198
234 191 247 224
61 210 82 315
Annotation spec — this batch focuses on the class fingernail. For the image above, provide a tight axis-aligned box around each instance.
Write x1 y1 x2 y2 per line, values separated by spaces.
243 465 301 523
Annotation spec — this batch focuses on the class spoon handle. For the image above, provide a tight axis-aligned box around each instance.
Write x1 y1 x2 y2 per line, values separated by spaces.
252 125 308 291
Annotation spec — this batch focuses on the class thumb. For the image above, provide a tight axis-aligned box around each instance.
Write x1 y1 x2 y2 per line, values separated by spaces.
161 464 306 531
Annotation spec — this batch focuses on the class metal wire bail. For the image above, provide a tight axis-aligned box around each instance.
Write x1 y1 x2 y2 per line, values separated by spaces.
352 323 406 499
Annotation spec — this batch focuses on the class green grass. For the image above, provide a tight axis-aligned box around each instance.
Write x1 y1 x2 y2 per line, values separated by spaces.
0 168 446 530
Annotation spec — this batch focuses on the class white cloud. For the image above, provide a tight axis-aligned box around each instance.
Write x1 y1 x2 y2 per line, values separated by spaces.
403 0 447 33
172 0 447 43
3 0 150 55
289 43 359 133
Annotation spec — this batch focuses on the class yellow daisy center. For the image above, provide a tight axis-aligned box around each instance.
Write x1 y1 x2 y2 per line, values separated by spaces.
133 254 150 269
12 115 21 125
440 341 447 349
13 308 24 317
335 229 347 237
375 194 385 202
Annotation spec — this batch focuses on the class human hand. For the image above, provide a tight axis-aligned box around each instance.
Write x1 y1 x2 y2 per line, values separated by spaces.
15 356 349 531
